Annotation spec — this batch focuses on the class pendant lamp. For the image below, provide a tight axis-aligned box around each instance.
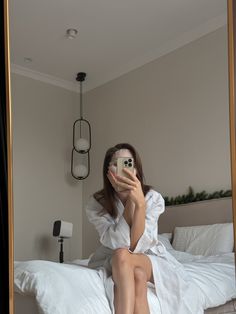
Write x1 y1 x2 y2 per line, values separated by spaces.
71 72 91 180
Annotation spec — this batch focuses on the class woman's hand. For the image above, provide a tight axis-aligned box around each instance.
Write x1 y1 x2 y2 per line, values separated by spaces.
107 168 118 191
107 167 132 193
115 168 146 209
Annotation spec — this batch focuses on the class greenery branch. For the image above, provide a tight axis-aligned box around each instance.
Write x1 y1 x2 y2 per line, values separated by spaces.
164 186 232 206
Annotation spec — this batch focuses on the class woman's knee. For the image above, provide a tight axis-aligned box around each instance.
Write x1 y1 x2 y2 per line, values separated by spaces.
134 267 147 298
134 267 147 284
112 248 130 267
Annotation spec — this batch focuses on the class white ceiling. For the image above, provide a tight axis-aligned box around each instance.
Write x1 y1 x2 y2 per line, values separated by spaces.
9 0 227 92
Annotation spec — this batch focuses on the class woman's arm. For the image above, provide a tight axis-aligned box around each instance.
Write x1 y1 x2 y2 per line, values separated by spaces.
122 198 146 250
113 168 147 251
131 191 165 253
130 203 146 251
86 196 132 250
110 170 165 253
123 198 135 227
107 170 135 227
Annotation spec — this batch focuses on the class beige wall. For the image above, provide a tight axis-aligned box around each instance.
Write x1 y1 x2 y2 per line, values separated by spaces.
12 73 83 261
11 26 231 261
82 26 231 258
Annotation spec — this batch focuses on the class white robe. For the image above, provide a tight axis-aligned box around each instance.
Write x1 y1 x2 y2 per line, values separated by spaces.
86 189 203 314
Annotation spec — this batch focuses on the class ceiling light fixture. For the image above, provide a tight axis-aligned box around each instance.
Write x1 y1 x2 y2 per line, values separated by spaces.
66 28 78 39
71 72 91 180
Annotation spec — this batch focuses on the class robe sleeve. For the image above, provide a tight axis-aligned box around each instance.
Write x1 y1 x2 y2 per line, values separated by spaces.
86 196 131 250
131 190 165 254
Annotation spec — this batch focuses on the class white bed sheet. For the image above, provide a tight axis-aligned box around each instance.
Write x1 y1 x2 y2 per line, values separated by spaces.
15 261 111 314
14 251 235 314
169 250 236 310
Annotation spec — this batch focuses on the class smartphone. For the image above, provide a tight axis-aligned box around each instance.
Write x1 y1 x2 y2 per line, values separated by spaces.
116 157 134 191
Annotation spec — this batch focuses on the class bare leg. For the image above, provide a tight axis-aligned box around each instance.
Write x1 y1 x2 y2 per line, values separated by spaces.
112 249 153 314
134 267 150 314
112 249 135 314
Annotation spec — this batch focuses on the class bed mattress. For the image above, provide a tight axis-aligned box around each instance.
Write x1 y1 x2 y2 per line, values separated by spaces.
14 292 236 314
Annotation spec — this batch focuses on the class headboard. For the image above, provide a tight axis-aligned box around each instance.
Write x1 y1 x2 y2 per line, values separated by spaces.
158 197 233 234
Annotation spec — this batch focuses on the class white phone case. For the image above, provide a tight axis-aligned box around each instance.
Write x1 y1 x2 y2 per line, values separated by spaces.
116 157 134 191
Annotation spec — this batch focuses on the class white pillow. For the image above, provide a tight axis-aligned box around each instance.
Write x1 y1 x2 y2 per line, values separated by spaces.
158 233 173 251
172 223 234 256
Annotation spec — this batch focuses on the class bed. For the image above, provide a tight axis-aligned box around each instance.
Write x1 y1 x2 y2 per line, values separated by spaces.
159 197 236 314
14 197 236 314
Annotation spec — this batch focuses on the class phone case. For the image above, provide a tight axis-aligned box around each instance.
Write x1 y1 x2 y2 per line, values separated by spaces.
116 157 134 191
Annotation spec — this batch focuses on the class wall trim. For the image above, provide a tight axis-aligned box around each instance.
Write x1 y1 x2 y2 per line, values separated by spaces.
11 64 80 93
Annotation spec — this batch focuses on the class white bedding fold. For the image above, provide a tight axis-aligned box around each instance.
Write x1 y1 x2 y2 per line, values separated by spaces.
15 261 111 314
14 252 236 314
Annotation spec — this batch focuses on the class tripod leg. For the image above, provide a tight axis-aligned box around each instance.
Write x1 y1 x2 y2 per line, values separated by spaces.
59 238 64 263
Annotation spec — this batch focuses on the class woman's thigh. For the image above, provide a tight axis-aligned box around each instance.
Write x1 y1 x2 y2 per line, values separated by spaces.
129 253 153 283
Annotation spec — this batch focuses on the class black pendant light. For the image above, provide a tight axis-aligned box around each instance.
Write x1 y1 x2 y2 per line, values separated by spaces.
71 72 91 180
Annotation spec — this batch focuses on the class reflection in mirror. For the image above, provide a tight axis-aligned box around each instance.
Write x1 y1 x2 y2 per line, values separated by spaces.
10 0 235 313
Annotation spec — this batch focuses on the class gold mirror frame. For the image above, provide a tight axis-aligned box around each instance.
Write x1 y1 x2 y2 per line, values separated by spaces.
1 1 235 313
228 0 236 265
2 0 14 313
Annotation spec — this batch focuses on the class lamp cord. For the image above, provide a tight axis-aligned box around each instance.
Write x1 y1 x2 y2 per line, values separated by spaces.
80 81 83 119
80 81 83 137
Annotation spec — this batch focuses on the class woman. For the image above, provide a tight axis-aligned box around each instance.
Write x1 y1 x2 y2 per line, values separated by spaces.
86 143 197 314
86 143 164 313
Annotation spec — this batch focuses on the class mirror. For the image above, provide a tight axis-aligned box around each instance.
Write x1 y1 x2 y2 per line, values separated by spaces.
7 0 236 313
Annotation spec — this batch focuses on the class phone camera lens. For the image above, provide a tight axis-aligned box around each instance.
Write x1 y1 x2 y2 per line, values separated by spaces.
128 159 132 162
124 160 128 165
128 163 132 167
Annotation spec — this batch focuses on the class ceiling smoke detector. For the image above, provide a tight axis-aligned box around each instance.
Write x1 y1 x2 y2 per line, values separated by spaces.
66 28 78 39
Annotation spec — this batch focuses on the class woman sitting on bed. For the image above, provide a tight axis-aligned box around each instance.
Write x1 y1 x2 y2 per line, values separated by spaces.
86 143 188 314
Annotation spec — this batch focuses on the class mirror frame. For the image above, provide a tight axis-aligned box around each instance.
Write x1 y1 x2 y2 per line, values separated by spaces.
228 0 236 262
0 1 235 313
1 0 13 313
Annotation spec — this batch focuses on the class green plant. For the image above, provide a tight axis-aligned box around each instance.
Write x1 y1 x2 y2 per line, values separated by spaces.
164 186 232 206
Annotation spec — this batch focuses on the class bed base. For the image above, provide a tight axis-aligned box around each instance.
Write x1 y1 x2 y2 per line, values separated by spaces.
14 292 236 314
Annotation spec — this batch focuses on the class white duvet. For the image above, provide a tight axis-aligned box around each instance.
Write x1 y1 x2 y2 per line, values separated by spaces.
15 250 236 314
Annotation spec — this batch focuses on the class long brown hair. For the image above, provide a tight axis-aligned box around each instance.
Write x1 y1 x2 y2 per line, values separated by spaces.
94 143 151 218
